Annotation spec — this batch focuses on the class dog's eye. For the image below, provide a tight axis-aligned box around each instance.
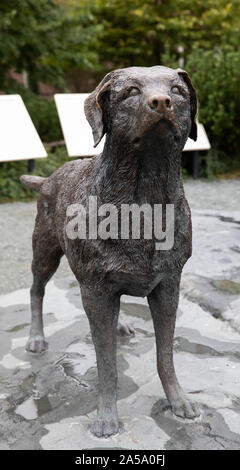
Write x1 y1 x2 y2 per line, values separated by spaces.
128 87 140 97
171 86 181 95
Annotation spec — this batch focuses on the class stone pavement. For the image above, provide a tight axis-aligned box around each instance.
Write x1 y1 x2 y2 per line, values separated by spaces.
0 179 240 450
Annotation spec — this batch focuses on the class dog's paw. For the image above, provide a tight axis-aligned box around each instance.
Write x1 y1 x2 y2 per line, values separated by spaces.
117 321 135 337
171 396 200 419
26 335 48 354
91 418 119 438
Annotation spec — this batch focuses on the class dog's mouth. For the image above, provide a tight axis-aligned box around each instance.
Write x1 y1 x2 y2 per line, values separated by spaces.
133 118 180 146
156 117 176 132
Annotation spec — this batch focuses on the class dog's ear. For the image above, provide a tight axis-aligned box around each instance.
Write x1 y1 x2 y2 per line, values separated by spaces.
84 72 113 148
176 69 198 141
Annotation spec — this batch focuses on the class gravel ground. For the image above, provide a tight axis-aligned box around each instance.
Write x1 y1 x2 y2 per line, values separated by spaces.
0 178 239 294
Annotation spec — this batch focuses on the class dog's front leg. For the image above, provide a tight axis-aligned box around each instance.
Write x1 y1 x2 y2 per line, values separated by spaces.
148 274 200 419
81 286 120 437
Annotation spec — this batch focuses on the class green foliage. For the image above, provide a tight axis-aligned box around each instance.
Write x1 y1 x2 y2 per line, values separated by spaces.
0 0 239 190
0 0 66 90
185 46 240 159
25 95 62 142
205 150 230 180
0 0 101 91
34 147 74 177
0 160 29 202
0 149 75 203
181 166 190 181
88 0 240 70
199 150 240 180
59 0 102 74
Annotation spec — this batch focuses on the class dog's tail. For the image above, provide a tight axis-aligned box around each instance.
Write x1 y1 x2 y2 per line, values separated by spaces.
20 175 46 192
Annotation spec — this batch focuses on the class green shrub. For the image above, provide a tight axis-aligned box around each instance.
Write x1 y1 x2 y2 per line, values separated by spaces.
24 93 63 143
0 148 76 203
185 46 240 165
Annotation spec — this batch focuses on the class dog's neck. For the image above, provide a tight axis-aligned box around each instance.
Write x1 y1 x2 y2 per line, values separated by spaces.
92 134 184 205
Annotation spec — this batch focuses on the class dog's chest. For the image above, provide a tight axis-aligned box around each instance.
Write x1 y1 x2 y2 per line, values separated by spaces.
67 216 191 297
61 163 192 295
100 239 173 295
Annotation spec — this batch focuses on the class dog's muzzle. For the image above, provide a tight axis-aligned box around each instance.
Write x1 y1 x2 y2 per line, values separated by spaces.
148 94 173 113
132 97 180 145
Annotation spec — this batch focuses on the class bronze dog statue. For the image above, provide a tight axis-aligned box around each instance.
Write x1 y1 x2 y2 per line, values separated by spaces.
20 66 200 437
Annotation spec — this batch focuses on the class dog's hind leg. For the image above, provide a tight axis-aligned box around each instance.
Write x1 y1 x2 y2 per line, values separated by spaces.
81 286 120 437
26 217 63 353
148 274 200 419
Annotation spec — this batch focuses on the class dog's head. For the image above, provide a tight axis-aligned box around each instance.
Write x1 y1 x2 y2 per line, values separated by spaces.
84 66 198 150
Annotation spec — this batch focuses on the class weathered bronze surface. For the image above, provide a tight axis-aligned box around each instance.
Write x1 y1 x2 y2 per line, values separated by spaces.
20 66 200 437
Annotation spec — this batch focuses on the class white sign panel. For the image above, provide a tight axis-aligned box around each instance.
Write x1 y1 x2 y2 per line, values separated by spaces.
54 93 210 157
0 95 47 162
54 93 105 157
183 122 211 151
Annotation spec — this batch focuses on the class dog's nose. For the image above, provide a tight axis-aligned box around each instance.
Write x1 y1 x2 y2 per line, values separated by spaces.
148 94 172 113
